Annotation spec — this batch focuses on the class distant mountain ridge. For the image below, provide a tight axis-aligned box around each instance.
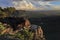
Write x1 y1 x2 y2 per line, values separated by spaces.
13 10 60 18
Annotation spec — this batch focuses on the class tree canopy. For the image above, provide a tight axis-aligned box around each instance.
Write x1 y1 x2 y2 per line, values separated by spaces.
0 7 16 18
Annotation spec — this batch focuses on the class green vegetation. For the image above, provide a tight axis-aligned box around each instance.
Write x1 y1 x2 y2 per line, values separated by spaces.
0 23 34 40
0 7 28 18
0 7 16 18
0 7 60 18
15 28 34 40
0 22 6 32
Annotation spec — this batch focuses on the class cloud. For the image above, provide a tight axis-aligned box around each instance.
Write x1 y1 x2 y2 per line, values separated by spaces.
13 0 60 1
12 0 35 10
12 0 60 10
0 0 60 10
50 5 60 10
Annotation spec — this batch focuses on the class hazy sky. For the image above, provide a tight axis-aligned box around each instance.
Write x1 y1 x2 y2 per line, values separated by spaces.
14 0 60 1
0 0 13 8
0 0 60 10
